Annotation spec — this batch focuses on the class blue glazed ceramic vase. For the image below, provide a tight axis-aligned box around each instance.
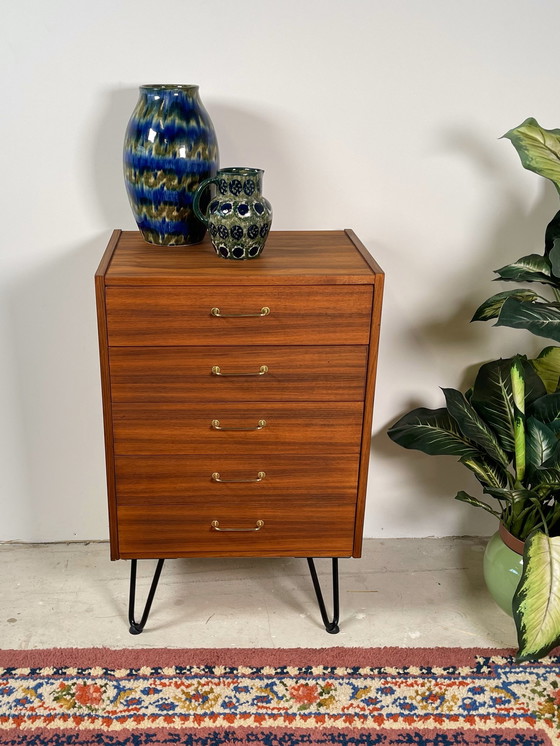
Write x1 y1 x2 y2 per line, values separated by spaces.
193 167 272 260
123 84 219 246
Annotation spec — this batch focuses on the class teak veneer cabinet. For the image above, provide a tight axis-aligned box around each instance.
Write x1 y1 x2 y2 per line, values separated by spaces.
95 229 384 634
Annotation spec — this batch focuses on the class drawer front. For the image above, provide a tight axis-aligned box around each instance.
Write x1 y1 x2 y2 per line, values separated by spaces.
112 401 364 455
110 346 368 403
118 502 355 558
115 454 359 505
105 285 373 346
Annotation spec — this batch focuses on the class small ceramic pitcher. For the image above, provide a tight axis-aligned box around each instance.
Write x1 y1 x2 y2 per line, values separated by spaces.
193 167 272 260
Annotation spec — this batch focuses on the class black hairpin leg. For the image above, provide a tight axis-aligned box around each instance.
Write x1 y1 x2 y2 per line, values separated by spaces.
128 559 165 635
307 558 340 634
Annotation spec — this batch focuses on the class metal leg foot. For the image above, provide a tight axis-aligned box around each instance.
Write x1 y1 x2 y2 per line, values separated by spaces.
128 559 165 634
307 557 340 634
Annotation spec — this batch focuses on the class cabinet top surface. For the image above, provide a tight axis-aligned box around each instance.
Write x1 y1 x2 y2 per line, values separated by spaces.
98 230 383 286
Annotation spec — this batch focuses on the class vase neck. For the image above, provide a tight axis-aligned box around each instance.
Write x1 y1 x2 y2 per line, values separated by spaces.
139 85 200 105
216 168 263 196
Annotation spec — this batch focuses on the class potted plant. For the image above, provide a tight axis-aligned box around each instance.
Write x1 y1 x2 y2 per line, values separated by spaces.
473 118 560 343
389 118 560 661
388 351 560 660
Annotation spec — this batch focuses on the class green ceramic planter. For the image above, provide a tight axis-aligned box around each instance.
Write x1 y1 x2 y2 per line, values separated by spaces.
482 525 524 616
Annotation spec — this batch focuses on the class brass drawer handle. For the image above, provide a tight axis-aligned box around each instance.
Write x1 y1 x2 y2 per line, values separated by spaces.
211 306 270 318
211 419 267 431
212 365 268 377
211 519 265 532
212 471 266 483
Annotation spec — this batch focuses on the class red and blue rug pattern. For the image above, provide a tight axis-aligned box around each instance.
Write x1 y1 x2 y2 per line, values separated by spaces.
0 647 558 744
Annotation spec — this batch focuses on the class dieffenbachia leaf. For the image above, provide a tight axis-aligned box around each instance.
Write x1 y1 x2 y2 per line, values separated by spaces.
545 210 560 255
528 390 560 422
470 357 546 452
496 298 560 343
549 238 560 279
503 118 560 196
530 347 560 394
511 360 526 482
547 420 560 437
442 388 509 466
454 490 501 517
494 254 554 285
525 417 558 469
472 289 540 322
513 531 560 661
387 407 481 458
542 440 560 470
459 455 510 489
483 487 530 502
525 465 560 489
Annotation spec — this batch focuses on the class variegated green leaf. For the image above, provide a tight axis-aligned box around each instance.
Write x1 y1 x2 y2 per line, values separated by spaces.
541 440 560 469
484 487 531 503
511 360 526 482
545 210 560 257
525 464 560 487
496 298 560 343
454 490 501 517
387 407 480 456
529 391 560 422
513 531 560 661
503 118 560 196
547 420 560 436
495 254 554 284
530 347 560 394
387 407 481 458
459 455 510 489
525 417 557 469
443 388 509 466
470 358 546 452
472 290 540 322
550 238 560 279
489 488 544 540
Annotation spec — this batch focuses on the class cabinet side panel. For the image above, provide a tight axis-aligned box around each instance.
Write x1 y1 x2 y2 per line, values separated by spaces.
344 229 385 276
95 231 121 559
353 270 384 557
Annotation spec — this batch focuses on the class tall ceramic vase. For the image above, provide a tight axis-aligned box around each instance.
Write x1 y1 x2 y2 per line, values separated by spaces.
123 84 219 246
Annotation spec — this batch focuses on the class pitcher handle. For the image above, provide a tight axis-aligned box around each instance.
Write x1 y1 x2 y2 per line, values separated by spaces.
193 175 220 225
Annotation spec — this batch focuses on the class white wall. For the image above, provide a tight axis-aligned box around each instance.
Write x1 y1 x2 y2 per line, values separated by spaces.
2 0 558 541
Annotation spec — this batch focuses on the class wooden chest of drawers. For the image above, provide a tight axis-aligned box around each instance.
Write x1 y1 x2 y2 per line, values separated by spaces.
95 230 383 565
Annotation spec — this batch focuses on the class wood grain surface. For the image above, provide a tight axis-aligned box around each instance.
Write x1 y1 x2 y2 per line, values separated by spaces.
112 401 364 455
109 345 368 402
95 229 384 560
106 230 377 286
115 454 359 504
118 498 356 558
105 285 373 346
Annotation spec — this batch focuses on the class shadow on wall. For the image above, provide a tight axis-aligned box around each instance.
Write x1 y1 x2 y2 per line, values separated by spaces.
5 86 300 542
7 235 110 540
89 86 138 228
207 98 304 222
88 86 303 230
369 421 497 538
371 126 560 539
412 125 559 358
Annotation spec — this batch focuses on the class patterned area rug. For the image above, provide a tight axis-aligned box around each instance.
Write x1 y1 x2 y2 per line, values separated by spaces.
0 647 558 745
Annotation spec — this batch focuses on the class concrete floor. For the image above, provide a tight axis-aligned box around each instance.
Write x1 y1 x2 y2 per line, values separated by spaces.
0 538 516 650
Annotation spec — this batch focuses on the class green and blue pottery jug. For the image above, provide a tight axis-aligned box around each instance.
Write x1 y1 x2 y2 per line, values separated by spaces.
193 167 272 260
123 84 219 246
